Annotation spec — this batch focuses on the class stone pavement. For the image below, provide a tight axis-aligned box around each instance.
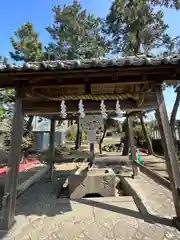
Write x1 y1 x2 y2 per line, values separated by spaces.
123 172 175 218
1 176 180 240
141 155 168 179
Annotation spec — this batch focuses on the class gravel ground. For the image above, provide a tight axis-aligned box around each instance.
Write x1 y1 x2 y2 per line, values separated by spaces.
0 164 46 209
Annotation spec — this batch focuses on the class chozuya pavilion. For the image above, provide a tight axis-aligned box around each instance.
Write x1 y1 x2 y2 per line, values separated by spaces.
0 55 180 230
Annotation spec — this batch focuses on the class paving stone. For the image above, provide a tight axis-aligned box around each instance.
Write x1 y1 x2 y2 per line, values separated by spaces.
4 158 180 240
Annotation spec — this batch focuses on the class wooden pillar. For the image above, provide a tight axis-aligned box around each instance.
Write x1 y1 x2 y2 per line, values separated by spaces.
155 85 180 220
1 90 24 230
89 142 95 167
140 115 153 155
127 116 138 177
49 119 55 180
75 119 82 150
122 117 129 156
90 143 94 155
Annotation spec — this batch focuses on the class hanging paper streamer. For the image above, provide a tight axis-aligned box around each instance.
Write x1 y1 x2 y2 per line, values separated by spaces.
78 100 85 118
60 100 67 118
116 100 123 117
100 100 107 119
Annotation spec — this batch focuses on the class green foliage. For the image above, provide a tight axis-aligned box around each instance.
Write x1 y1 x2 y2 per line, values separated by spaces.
3 118 34 152
66 125 87 142
10 22 43 62
133 121 152 144
150 0 180 9
66 125 76 141
0 88 15 121
45 0 108 60
105 0 170 55
81 131 87 142
133 123 144 141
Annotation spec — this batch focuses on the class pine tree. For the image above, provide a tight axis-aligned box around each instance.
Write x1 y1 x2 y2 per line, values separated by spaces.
46 0 108 60
150 0 180 9
105 0 170 55
10 22 43 62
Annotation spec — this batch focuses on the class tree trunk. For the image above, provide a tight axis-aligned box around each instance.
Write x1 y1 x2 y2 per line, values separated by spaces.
122 117 129 156
99 127 107 154
170 89 180 140
140 115 153 155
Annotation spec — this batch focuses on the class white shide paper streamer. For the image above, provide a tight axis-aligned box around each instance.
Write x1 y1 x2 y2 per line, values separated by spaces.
100 100 107 119
60 100 67 118
116 100 123 117
78 100 85 118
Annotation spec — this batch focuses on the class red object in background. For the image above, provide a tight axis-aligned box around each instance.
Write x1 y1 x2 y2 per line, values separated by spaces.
0 159 39 175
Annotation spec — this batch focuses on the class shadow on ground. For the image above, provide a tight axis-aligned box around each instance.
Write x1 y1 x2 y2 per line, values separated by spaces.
0 155 175 238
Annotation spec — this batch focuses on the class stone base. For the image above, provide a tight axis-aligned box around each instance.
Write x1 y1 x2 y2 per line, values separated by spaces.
68 168 116 199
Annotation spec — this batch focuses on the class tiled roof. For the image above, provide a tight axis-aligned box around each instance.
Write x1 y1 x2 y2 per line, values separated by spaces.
0 55 180 72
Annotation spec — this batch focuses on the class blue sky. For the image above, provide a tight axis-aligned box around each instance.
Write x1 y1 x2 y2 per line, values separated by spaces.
0 0 179 119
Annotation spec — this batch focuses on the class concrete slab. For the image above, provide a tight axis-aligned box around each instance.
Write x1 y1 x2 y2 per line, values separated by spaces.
123 172 176 218
68 168 116 199
1 173 180 239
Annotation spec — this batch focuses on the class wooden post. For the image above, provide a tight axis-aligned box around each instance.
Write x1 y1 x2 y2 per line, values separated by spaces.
122 116 129 156
75 119 82 150
1 90 24 230
49 119 55 180
89 142 95 168
155 85 180 220
127 116 138 177
140 115 153 155
90 143 94 155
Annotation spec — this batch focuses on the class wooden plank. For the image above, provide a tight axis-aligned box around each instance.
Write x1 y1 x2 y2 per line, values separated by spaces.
155 85 180 220
1 89 24 230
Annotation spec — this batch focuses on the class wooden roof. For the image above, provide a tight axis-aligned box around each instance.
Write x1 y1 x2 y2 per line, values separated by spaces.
0 55 179 117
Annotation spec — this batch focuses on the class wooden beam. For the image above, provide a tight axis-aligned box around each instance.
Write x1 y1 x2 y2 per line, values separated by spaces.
0 63 177 77
155 85 180 220
127 116 138 177
0 64 179 88
22 100 137 113
1 89 24 230
85 83 91 94
23 102 157 116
